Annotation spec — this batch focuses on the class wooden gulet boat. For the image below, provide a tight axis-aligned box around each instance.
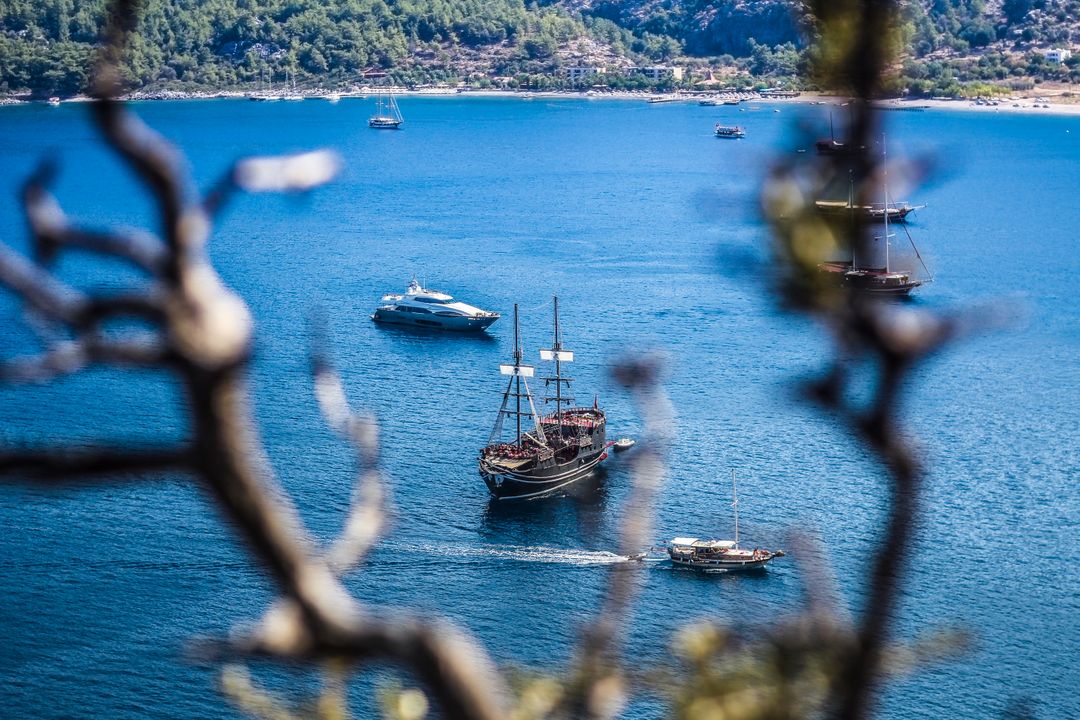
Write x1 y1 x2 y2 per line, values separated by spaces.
815 171 923 223
667 470 783 571
478 299 607 500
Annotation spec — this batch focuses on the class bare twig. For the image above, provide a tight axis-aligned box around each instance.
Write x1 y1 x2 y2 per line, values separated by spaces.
558 354 672 720
0 4 512 720
1 335 167 383
23 161 167 273
309 323 388 575
0 447 192 480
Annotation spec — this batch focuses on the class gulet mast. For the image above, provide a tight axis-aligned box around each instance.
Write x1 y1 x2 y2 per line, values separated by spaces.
515 305 522 443
882 137 892 274
732 468 740 549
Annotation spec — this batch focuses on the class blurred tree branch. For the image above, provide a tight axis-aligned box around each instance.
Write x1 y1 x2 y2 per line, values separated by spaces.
0 0 985 718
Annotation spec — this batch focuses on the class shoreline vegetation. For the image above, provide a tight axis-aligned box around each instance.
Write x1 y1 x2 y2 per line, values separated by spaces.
5 1 1080 117
6 87 1080 116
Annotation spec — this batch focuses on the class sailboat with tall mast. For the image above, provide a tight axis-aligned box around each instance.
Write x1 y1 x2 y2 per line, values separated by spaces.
282 68 303 101
369 88 404 129
667 469 783 571
816 111 852 155
478 299 607 500
819 141 933 295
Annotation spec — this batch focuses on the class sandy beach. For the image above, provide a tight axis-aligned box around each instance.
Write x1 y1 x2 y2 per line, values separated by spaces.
6 85 1080 117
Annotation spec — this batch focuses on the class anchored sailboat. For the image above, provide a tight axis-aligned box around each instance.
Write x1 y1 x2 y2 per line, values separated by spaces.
667 469 784 571
815 171 924 223
478 299 607 500
816 112 851 155
819 141 933 295
369 89 403 129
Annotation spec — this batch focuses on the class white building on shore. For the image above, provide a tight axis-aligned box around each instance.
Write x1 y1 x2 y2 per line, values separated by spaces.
565 67 606 83
1043 48 1072 64
629 66 684 81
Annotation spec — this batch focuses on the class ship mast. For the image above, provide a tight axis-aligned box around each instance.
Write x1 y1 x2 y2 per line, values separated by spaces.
514 305 522 443
488 304 546 447
541 296 574 434
850 167 860 272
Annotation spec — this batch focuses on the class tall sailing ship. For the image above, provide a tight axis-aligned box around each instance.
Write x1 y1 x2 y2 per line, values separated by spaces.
478 299 607 500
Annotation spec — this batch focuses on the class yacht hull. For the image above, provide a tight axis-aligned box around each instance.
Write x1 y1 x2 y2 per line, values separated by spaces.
372 309 498 332
369 116 402 129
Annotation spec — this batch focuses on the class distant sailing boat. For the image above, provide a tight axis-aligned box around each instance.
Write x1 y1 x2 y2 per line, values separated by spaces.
282 69 303 101
369 89 403 129
819 140 933 295
815 111 850 155
249 69 280 101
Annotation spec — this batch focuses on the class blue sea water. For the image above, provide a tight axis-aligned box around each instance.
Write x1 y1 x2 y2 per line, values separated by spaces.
0 97 1077 719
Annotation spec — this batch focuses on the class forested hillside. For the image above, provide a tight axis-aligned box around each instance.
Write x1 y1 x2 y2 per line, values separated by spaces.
1 0 1078 97
0 0 671 95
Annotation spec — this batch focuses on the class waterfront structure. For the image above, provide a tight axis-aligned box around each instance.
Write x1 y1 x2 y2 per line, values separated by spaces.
565 67 606 83
630 66 684 81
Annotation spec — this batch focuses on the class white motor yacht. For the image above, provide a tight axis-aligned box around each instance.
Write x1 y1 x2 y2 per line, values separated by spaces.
372 280 499 332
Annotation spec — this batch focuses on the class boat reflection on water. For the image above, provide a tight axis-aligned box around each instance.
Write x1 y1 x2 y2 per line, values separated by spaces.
480 466 612 546
372 320 498 344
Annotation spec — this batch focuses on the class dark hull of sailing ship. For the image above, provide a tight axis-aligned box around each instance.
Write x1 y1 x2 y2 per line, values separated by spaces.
815 138 854 156
480 409 607 500
478 299 607 500
819 261 923 296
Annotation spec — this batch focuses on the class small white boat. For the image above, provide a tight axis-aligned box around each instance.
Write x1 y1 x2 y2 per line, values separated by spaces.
373 279 498 331
47 97 61 107
667 470 783 572
612 438 636 452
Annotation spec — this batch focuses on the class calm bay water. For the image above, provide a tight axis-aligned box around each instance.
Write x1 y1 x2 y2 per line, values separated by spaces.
0 97 1077 719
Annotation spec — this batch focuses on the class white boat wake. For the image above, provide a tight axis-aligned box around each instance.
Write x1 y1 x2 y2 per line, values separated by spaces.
401 542 637 566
